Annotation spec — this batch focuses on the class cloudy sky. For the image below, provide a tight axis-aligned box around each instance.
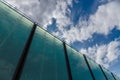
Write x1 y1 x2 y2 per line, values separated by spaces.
4 0 120 77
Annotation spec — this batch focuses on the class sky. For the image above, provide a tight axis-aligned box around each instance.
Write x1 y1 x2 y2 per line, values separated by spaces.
4 0 120 77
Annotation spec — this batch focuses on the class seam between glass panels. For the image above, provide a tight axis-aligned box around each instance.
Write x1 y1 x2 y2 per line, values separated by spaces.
12 22 37 80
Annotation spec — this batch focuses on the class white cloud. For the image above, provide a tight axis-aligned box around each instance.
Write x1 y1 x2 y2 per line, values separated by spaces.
53 0 120 43
4 0 54 28
80 40 120 68
107 41 120 62
4 0 120 44
4 0 72 29
51 0 72 30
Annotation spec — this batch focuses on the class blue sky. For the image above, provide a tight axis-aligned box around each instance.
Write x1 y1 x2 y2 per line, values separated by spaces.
5 0 120 77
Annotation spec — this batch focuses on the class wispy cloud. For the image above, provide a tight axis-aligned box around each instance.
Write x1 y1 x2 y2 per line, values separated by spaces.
55 0 120 43
80 39 120 68
5 0 72 29
5 0 120 43
4 0 120 44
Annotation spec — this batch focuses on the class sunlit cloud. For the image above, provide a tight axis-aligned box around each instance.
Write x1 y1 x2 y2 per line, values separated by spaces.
80 40 120 68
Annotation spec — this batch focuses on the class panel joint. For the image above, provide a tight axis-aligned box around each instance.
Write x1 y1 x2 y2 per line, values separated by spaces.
83 54 95 80
99 65 108 80
111 72 117 80
63 42 73 80
12 22 37 80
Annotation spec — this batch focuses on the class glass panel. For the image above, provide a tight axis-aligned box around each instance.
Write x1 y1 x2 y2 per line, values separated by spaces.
114 74 120 80
20 27 68 80
0 2 33 80
53 38 68 80
66 45 93 80
102 67 115 80
87 57 106 80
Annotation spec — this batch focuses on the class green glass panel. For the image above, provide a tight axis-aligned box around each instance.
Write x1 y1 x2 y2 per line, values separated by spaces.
0 2 33 80
114 74 120 80
87 57 106 80
102 67 114 80
20 27 68 80
53 38 68 80
66 45 93 80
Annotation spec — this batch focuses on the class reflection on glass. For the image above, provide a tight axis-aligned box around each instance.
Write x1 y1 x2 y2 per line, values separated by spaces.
87 57 106 80
20 27 68 80
0 1 33 80
114 74 120 80
102 67 115 80
66 45 93 80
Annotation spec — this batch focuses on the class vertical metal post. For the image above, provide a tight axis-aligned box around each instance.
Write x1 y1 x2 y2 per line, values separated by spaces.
83 54 95 80
63 42 72 80
12 22 37 80
111 73 117 80
99 65 108 80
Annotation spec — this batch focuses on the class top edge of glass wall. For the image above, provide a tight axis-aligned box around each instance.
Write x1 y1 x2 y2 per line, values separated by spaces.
0 0 35 24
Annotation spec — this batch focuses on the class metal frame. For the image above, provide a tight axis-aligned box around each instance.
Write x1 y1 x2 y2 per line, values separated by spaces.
99 65 108 80
63 42 73 80
83 54 95 80
111 73 117 80
12 22 37 80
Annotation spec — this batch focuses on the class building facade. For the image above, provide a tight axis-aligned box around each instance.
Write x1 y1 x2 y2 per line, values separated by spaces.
0 1 120 80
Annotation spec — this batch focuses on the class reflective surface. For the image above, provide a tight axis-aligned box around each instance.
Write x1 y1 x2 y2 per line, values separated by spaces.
20 27 68 80
66 45 93 80
102 67 115 80
114 74 120 80
0 1 119 80
87 57 106 80
0 1 33 80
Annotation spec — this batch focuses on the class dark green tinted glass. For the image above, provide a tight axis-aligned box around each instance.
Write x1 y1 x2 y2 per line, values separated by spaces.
0 2 33 80
102 67 115 80
20 27 68 80
66 45 93 80
87 57 106 80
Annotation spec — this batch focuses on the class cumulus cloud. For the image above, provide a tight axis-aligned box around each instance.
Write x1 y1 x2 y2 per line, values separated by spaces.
80 40 120 68
4 0 72 29
4 0 120 44
54 0 120 43
4 0 54 28
78 0 120 69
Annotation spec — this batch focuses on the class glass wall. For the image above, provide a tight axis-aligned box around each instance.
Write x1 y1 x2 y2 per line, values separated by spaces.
87 57 106 80
0 1 120 80
102 67 115 80
20 27 68 80
0 1 33 80
66 45 93 80
114 74 120 80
